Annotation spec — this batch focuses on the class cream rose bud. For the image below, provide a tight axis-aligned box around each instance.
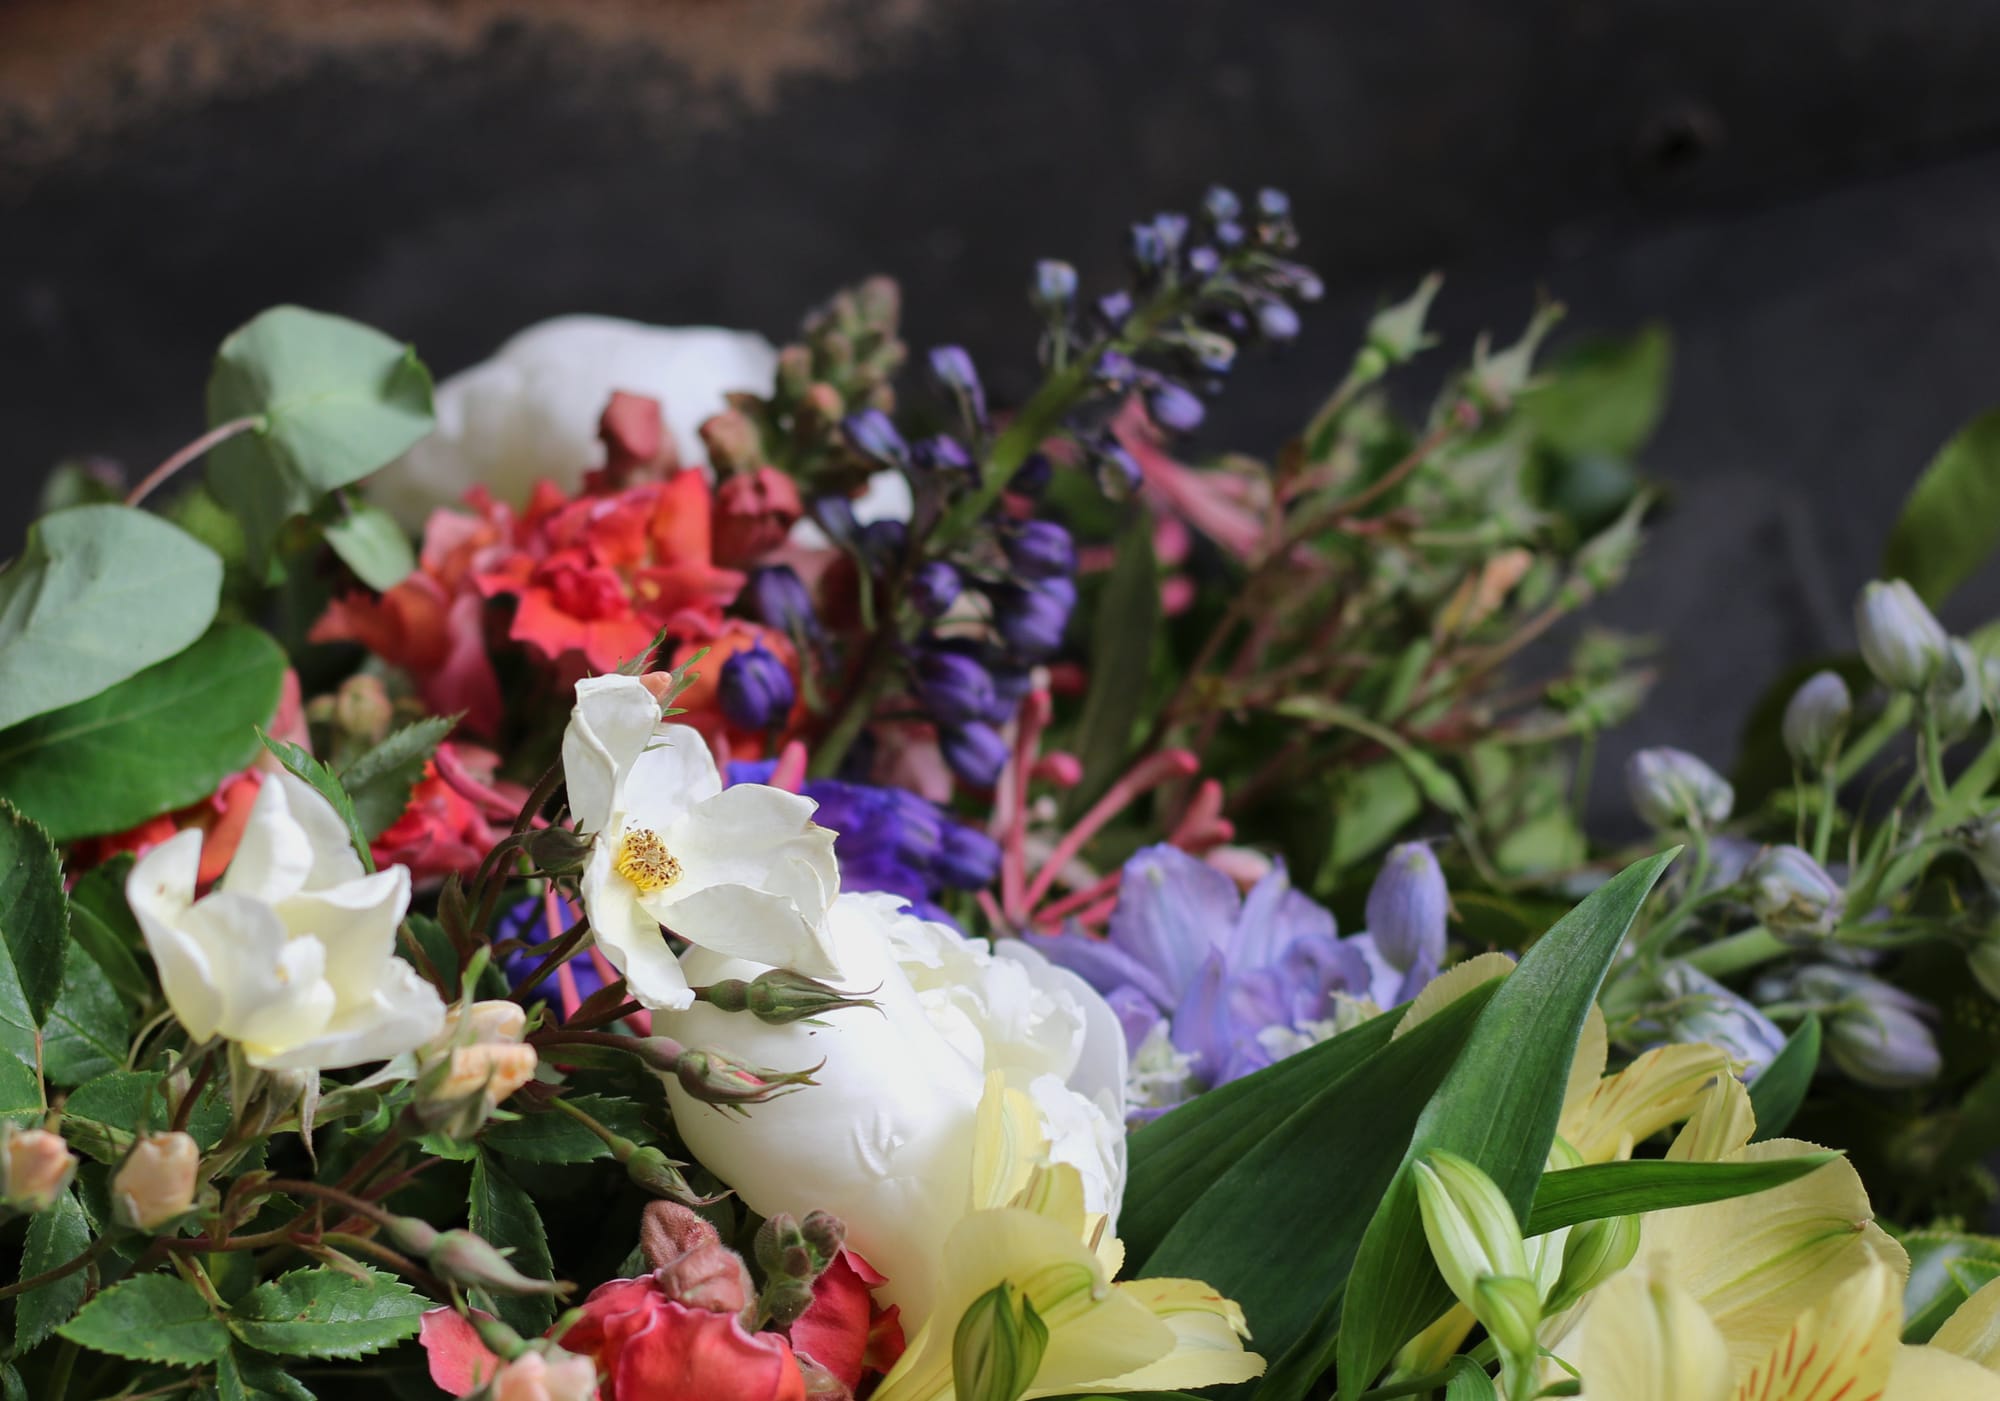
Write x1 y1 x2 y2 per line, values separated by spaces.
2 1125 77 1212
366 315 780 528
493 1349 599 1401
126 773 446 1071
657 891 1128 1329
435 1044 540 1107
114 1132 201 1230
446 999 529 1045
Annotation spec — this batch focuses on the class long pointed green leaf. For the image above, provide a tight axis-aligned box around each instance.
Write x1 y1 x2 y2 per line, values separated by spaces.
1522 1153 1838 1237
1335 851 1676 1401
1748 1014 1821 1142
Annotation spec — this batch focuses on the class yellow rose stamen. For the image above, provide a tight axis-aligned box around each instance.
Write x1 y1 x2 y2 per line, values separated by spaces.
614 828 683 893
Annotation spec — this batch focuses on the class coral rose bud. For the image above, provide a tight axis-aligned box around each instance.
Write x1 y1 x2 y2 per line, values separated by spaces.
2 1125 77 1214
113 1131 201 1230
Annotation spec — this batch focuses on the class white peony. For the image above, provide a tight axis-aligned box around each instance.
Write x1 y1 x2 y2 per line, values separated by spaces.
657 890 1128 1328
126 774 445 1070
367 315 779 527
564 674 840 1011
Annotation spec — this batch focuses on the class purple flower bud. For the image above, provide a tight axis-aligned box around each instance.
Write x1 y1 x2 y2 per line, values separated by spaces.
1255 187 1292 220
844 409 908 465
745 565 820 640
1096 290 1135 328
1213 219 1246 249
1089 437 1143 499
941 722 1009 788
1011 453 1053 496
718 643 796 731
1129 222 1170 274
910 561 962 618
985 664 1033 725
1365 843 1448 974
1003 520 1075 581
935 822 1002 890
1202 186 1242 224
858 518 908 567
808 492 856 543
1855 579 1949 692
1626 747 1733 831
1746 844 1844 943
1095 350 1139 388
1187 246 1222 278
929 345 987 426
1258 300 1303 342
912 648 998 727
1151 212 1191 258
1032 260 1079 309
1146 381 1206 434
912 435 973 474
991 578 1074 658
1791 967 1942 1089
1646 964 1787 1078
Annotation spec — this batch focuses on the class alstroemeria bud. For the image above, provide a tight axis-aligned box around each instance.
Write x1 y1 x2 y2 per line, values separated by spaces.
1746 844 1845 943
431 1229 567 1296
674 1049 819 1111
1 1125 76 1214
1002 521 1075 582
1855 579 1949 692
719 643 797 732
1365 843 1448 975
912 649 998 729
1782 670 1852 769
113 1131 201 1230
941 722 1010 789
953 1282 1049 1401
483 1347 598 1401
910 561 962 618
1472 1275 1544 1360
1030 260 1078 311
1412 1150 1530 1312
1626 747 1734 831
1547 1211 1641 1314
1930 638 1988 742
695 969 880 1025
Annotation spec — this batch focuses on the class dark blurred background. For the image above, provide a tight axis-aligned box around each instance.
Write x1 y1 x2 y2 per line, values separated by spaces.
5 0 2000 824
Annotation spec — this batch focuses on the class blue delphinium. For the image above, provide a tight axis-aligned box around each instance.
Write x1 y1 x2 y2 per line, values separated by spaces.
1026 843 1419 1116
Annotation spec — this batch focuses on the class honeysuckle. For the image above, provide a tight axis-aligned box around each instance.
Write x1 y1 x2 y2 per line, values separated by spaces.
867 1075 1262 1400
126 772 446 1071
563 673 839 1010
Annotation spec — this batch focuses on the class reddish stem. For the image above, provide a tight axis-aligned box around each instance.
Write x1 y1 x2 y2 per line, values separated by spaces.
125 416 262 507
1021 749 1198 912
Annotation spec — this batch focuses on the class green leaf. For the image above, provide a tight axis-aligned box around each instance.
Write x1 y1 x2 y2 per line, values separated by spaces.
1748 1014 1822 1142
1274 697 1474 821
1903 1231 2000 1343
206 306 435 568
1522 1153 1838 1237
0 624 286 843
214 1346 317 1401
1140 978 1503 1373
227 1265 426 1360
470 1155 557 1334
14 1188 91 1350
63 1069 231 1163
1062 513 1160 820
0 1058 40 1130
483 1095 647 1164
340 715 457 840
0 1363 22 1401
66 857 155 1009
58 1273 231 1366
1883 408 2000 607
41 938 133 1087
1335 852 1676 1401
1519 325 1673 462
1444 1357 1501 1400
1324 762 1422 876
322 501 416 592
0 800 68 1024
259 735 374 872
0 504 223 732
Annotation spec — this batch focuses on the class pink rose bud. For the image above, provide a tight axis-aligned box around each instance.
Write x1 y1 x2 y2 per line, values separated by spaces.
2 1126 77 1213
113 1131 200 1230
491 1347 599 1401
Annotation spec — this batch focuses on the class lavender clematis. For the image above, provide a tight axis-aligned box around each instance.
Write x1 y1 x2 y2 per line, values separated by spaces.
1027 843 1413 1115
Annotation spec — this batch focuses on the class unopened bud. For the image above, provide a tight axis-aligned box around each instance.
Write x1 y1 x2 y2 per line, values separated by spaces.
419 1043 539 1136
797 383 846 434
1 1125 76 1214
1855 579 1949 693
695 969 880 1025
480 1347 598 1401
1030 260 1078 311
113 1131 201 1230
1746 844 1844 944
953 1282 1050 1401
1626 747 1733 831
718 643 797 732
1365 843 1448 975
713 468 805 567
675 1049 819 1111
1547 1211 1641 1314
1782 670 1852 769
523 825 594 877
1644 964 1787 1079
1412 1150 1529 1313
1930 638 1987 742
431 1229 566 1297
622 1147 703 1205
800 1210 846 1261
776 344 814 402
1365 273 1443 367
699 410 764 473
333 675 395 744
843 409 908 466
1471 1274 1544 1360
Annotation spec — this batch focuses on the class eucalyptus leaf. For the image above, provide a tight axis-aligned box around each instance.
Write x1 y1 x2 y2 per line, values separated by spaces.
206 306 434 568
0 624 285 843
1748 1014 1822 1142
0 504 222 731
323 501 417 592
0 799 67 1024
470 1154 558 1334
1522 1152 1838 1236
1883 407 2000 607
1062 512 1160 820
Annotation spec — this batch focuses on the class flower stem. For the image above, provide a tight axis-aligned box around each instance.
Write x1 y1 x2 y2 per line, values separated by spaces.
0 1234 111 1300
1686 925 1785 979
124 416 263 508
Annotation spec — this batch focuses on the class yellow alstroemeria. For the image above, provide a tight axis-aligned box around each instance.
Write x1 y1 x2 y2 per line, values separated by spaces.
871 1074 1262 1401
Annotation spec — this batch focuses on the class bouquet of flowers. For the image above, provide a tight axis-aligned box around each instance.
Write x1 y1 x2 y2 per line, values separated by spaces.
6 186 2000 1401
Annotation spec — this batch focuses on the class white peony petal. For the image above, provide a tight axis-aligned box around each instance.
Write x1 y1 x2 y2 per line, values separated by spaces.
278 866 412 1011
581 845 694 1010
563 675 662 835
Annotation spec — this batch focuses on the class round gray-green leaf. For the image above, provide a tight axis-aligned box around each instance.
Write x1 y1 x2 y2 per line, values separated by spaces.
0 504 223 732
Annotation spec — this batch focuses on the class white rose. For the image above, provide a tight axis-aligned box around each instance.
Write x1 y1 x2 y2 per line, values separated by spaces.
657 891 1128 1328
126 773 445 1070
564 674 840 1010
367 315 779 527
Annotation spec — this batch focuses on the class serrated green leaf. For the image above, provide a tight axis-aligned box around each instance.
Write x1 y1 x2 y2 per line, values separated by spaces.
206 306 434 569
0 1363 22 1401
1062 512 1160 820
1273 697 1473 821
1748 1014 1822 1143
470 1155 557 1334
66 857 154 1009
1883 408 2000 607
0 800 67 1025
63 1069 231 1163
214 1346 318 1401
41 937 132 1087
1519 325 1672 463
1522 1153 1838 1237
1334 852 1676 1400
0 624 285 843
59 1273 231 1366
483 1095 646 1164
322 501 416 592
259 735 374 872
227 1265 426 1360
340 715 457 840
14 1188 91 1351
0 504 223 731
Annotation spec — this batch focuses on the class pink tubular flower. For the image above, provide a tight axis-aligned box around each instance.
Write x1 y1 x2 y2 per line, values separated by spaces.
371 742 529 885
1111 397 1267 563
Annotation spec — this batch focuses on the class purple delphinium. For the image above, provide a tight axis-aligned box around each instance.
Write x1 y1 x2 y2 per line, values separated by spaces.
1026 843 1416 1117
